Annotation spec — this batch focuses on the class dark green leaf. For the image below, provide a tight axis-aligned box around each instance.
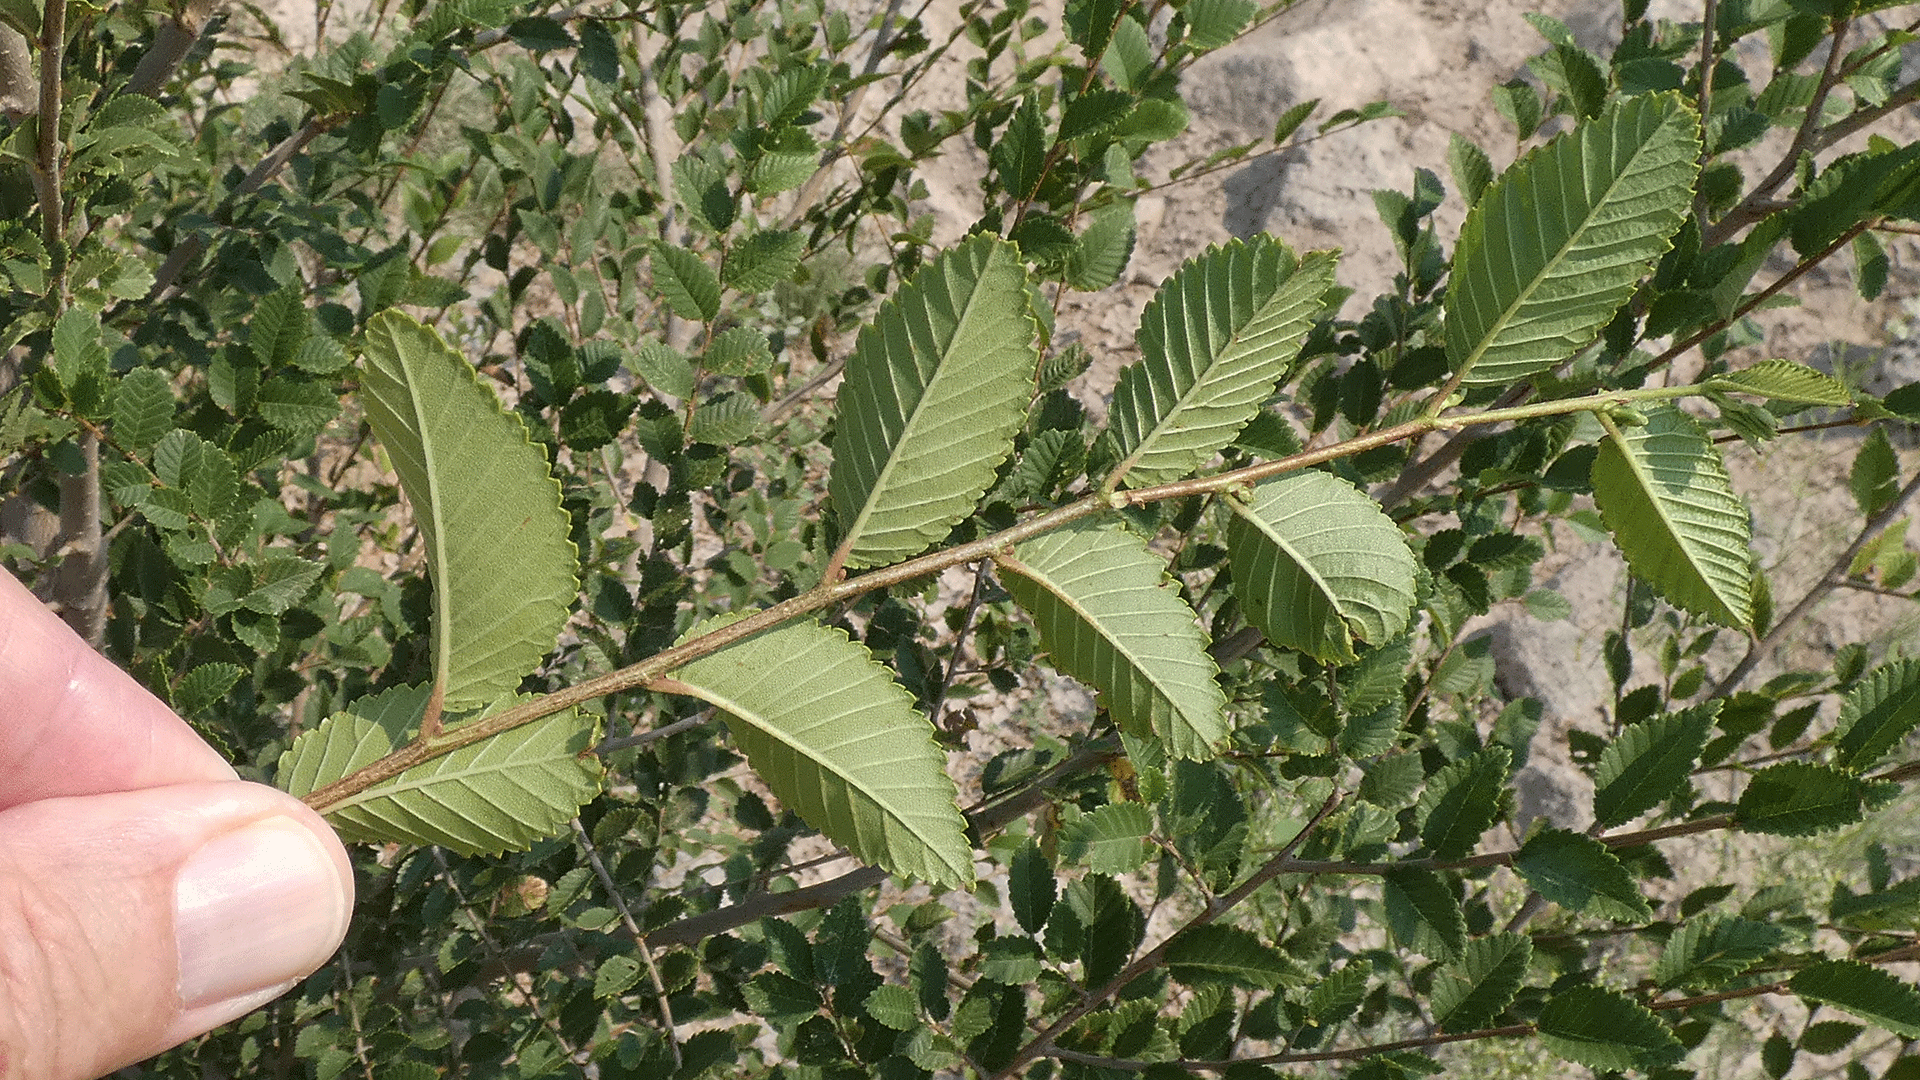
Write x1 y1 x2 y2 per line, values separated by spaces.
1416 745 1510 859
1790 960 1920 1037
1513 828 1653 921
1850 427 1899 517
1383 869 1466 960
1654 914 1786 988
723 230 806 293
1535 985 1684 1070
1430 933 1530 1032
1592 702 1718 828
1834 658 1920 769
652 244 722 322
1736 762 1867 836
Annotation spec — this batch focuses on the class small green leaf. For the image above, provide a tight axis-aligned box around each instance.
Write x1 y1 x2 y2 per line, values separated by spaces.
723 230 806 293
594 955 643 999
629 340 695 399
1064 201 1136 291
1536 985 1684 1070
1180 0 1255 50
701 326 775 376
1226 470 1418 665
256 377 340 436
1446 132 1494 207
1430 933 1530 1032
173 662 245 716
1707 359 1854 406
1850 426 1899 517
1833 658 1920 769
1592 406 1752 627
278 684 604 856
112 368 175 453
1272 99 1319 143
1513 828 1654 922
743 971 821 1023
999 522 1227 759
667 616 974 888
1059 802 1152 873
1592 702 1718 828
361 312 579 711
1416 745 1510 859
651 244 722 322
1654 914 1786 988
1009 840 1055 935
865 984 919 1031
248 288 312 367
1790 960 1920 1037
1736 762 1867 836
1854 230 1890 300
992 98 1047 198
1383 869 1467 960
1165 924 1295 989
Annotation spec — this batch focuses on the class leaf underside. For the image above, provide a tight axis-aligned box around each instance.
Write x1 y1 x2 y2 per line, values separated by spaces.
1106 238 1336 488
667 616 974 888
829 235 1038 569
278 684 604 856
1225 470 1418 664
361 312 579 710
1591 406 1752 627
1446 92 1700 387
997 521 1228 759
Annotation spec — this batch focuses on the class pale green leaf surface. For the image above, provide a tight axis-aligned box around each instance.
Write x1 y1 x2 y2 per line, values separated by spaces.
668 616 974 887
998 521 1227 759
829 236 1037 568
1446 93 1699 387
1592 406 1752 627
1105 240 1335 488
278 684 603 856
1708 359 1852 405
1059 801 1152 874
1225 470 1417 664
362 312 579 709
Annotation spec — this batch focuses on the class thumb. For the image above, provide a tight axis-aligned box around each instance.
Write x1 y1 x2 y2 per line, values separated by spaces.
0 781 354 1080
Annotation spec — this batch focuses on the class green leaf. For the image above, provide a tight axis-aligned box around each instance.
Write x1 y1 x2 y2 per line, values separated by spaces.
1736 762 1867 836
1707 359 1854 406
1181 0 1255 50
1654 914 1786 988
1854 230 1889 300
1059 801 1152 873
1272 99 1318 143
743 971 821 1022
361 312 579 711
1104 239 1335 489
1592 406 1752 627
112 368 175 454
829 235 1037 569
173 662 245 716
1058 89 1135 141
1225 470 1418 665
1851 426 1899 517
998 521 1227 759
723 230 806 293
257 377 340 436
594 954 643 999
1447 132 1494 207
1064 201 1136 291
667 615 973 888
651 244 722 322
1446 93 1699 387
1430 933 1530 1032
1790 961 1920 1037
865 984 919 1031
1165 924 1295 990
1535 985 1684 1070
688 392 758 446
701 326 775 376
629 340 695 399
1009 840 1055 935
673 155 735 234
248 288 312 367
278 684 603 856
1592 702 1718 828
1834 659 1920 769
1513 828 1653 922
1415 745 1510 859
1383 869 1467 960
992 98 1047 198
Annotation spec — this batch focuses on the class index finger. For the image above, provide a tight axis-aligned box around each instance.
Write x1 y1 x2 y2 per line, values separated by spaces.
0 570 236 810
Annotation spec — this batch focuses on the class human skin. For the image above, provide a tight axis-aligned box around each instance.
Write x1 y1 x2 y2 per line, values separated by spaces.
0 570 354 1080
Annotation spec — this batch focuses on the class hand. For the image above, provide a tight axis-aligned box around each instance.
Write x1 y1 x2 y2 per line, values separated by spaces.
0 570 354 1080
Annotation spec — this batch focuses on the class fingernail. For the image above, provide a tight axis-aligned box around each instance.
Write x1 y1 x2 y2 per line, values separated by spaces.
174 817 351 1009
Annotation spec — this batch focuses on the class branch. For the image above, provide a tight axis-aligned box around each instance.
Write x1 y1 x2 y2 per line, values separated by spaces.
125 0 216 97
569 819 680 1069
988 791 1345 1080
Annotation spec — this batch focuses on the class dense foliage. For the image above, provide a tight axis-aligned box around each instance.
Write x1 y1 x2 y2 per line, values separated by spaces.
7 0 1920 1076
